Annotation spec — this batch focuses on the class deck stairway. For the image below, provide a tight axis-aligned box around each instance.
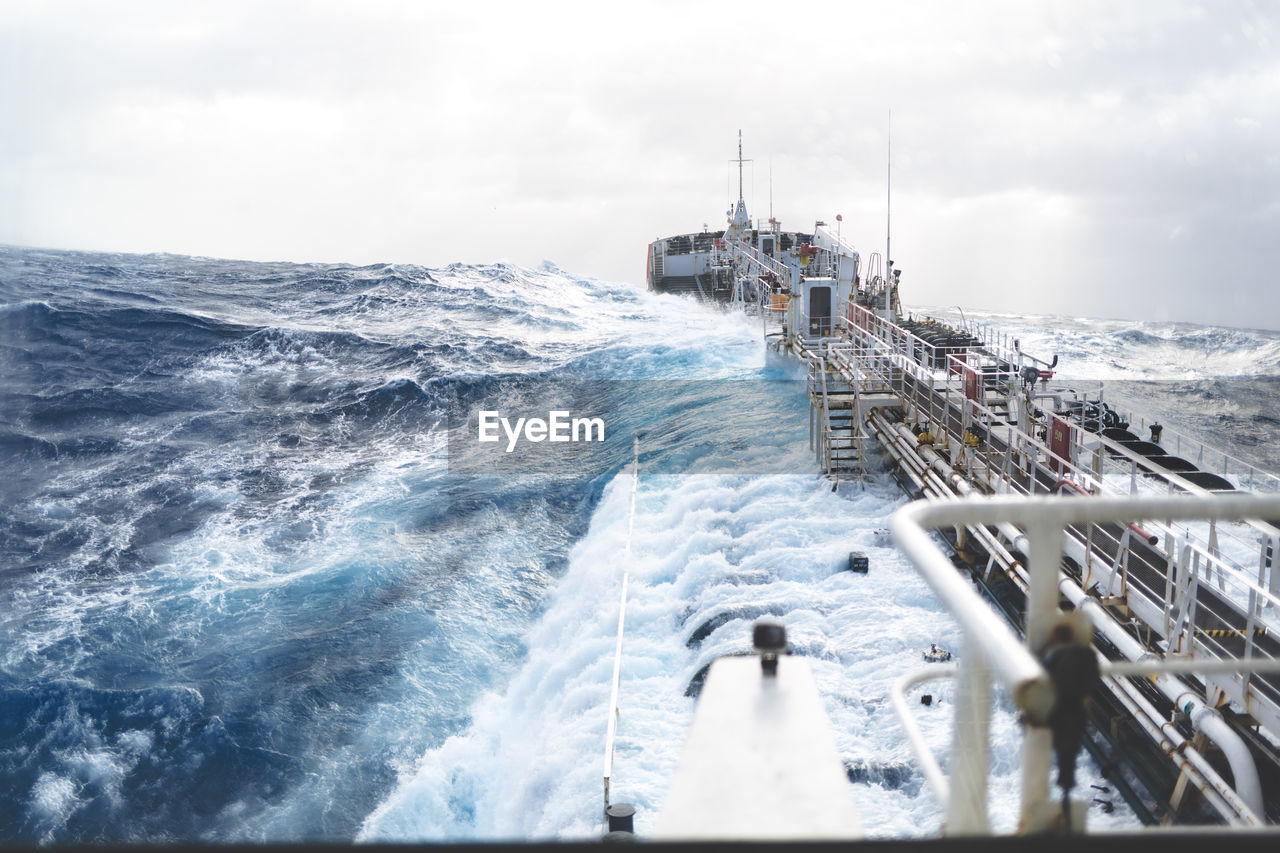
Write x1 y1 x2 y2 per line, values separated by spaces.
807 355 862 483
654 275 698 295
819 392 861 482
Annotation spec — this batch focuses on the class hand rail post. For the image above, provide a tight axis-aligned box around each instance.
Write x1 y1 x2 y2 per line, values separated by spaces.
947 633 991 834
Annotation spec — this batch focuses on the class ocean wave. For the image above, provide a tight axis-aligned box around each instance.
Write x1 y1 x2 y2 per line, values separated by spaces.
0 676 292 844
308 378 443 428
0 428 62 460
917 305 1280 379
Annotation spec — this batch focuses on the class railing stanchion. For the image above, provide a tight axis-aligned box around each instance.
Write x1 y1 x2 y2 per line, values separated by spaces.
947 633 991 835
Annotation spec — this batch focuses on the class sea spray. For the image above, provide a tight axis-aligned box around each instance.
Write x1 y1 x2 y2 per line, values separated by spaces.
359 461 1135 839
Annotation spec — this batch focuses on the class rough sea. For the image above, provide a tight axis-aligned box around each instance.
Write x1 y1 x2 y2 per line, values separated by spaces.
2 244 1279 843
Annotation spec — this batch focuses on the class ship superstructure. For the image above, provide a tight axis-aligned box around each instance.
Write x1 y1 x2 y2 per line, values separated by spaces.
647 131 867 317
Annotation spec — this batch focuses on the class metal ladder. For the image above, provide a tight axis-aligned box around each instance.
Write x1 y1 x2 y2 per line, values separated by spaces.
809 356 862 484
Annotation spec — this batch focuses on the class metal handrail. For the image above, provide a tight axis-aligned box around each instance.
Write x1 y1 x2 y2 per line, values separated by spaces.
850 300 1280 495
891 493 1280 835
724 235 791 281
602 438 641 813
849 310 1280 649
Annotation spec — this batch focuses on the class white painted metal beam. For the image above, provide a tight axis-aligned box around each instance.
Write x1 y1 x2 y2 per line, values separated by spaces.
653 655 863 840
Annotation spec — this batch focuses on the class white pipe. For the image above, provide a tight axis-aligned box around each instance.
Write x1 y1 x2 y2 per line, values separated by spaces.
1061 578 1265 821
1178 693 1265 820
1103 673 1251 826
1106 657 1280 678
875 414 1031 592
887 419 1034 555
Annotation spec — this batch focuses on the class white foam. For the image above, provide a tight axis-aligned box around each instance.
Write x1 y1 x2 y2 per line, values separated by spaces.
28 772 81 840
360 462 1140 840
917 305 1280 380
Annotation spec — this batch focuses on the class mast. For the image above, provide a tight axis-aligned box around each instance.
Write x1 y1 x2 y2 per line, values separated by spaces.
727 130 752 236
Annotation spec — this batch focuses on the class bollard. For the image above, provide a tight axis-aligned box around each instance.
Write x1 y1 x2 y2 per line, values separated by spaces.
605 802 635 834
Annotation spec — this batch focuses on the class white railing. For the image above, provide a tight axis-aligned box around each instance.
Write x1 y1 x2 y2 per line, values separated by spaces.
848 305 1280 613
724 236 791 281
602 438 641 814
927 306 1280 496
891 493 1280 835
813 223 861 260
839 307 1280 740
1110 411 1280 495
799 311 839 340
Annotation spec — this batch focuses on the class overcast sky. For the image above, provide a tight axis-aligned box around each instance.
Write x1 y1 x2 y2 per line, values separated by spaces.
3 1 1278 330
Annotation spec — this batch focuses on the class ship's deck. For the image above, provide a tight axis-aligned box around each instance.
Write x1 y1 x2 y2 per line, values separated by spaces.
776 307 1280 825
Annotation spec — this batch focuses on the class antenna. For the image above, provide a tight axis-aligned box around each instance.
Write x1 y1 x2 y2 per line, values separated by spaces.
769 155 773 221
729 129 753 204
738 129 744 201
885 109 892 316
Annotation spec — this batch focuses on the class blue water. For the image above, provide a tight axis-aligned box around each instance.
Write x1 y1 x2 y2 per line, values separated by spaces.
3 245 1279 843
0 246 785 842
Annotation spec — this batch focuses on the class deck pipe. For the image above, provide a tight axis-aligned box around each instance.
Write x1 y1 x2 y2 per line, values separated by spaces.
1062 581 1264 821
1101 671 1253 825
873 413 1028 589
885 417 1033 552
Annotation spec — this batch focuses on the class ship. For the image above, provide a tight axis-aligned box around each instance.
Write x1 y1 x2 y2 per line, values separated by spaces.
613 134 1280 842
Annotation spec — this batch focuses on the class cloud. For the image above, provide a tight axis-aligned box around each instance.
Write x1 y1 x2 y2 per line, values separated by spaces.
2 0 1278 329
